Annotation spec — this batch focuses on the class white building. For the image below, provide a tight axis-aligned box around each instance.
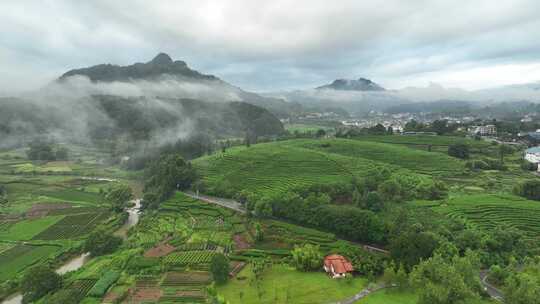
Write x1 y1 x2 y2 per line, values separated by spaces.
524 147 540 172
469 125 496 136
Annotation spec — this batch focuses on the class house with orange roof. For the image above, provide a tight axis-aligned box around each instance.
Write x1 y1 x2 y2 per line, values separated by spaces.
323 254 354 278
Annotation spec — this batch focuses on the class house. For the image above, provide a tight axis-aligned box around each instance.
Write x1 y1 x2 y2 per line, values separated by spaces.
323 254 354 278
524 146 540 172
468 125 496 136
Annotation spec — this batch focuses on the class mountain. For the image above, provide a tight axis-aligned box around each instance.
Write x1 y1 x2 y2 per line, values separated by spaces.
60 53 220 83
316 78 385 91
59 53 301 118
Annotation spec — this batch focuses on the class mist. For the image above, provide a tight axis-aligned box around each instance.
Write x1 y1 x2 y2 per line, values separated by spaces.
0 74 249 154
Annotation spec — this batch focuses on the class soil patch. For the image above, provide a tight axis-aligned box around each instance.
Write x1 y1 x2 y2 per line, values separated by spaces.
233 234 250 250
144 243 176 258
130 288 162 303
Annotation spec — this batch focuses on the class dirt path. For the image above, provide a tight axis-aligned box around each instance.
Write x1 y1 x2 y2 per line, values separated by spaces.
184 191 246 214
329 284 387 304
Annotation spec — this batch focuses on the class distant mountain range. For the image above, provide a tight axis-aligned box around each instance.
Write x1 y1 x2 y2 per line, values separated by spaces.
316 78 385 91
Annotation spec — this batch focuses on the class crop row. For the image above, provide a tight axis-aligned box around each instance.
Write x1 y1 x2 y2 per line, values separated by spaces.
32 212 109 240
162 271 211 286
163 251 217 266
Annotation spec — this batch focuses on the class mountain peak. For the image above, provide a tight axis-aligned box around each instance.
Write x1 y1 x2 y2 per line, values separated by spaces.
150 53 173 65
317 77 385 91
59 53 217 82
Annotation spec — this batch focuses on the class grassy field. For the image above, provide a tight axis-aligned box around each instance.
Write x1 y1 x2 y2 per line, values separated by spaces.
412 193 540 240
193 138 456 197
217 264 368 304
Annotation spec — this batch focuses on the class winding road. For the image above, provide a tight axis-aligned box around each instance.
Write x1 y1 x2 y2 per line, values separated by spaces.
184 191 246 214
480 270 504 302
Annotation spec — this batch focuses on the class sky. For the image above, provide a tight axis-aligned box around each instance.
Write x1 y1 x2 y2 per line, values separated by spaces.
2 0 540 95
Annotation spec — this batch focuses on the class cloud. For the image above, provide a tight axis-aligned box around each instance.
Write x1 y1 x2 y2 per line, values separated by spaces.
1 0 540 93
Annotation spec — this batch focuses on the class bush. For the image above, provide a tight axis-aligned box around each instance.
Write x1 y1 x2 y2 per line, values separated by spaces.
21 266 62 303
448 143 470 159
521 160 538 171
88 271 120 297
514 180 540 201
84 231 123 256
291 244 322 271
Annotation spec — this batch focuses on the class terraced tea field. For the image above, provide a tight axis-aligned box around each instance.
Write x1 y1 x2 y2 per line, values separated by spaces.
193 138 465 197
413 194 540 239
291 139 466 177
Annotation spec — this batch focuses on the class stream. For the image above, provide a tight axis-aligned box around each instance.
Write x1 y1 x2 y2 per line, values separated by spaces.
2 199 141 304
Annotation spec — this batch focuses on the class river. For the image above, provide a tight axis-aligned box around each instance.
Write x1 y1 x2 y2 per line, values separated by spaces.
2 199 141 304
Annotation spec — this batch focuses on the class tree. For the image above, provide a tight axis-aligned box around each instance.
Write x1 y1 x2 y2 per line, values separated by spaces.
448 143 470 159
316 129 326 138
499 144 513 163
83 231 122 256
390 230 439 270
21 265 62 303
291 244 322 271
254 222 264 242
144 153 197 206
387 126 394 135
210 254 230 284
504 257 540 304
514 180 540 201
105 185 133 212
27 141 56 161
378 179 402 202
254 198 273 217
431 120 449 135
410 251 482 304
364 191 383 212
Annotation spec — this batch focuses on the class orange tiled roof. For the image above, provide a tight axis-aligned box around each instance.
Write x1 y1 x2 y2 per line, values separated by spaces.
324 254 354 273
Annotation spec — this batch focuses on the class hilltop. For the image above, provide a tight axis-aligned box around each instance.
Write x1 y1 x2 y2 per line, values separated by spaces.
316 78 385 91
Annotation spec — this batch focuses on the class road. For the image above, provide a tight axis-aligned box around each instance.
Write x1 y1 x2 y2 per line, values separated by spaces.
480 270 504 302
184 191 246 214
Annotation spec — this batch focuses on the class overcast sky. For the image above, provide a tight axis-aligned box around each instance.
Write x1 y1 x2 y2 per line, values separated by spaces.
2 0 540 95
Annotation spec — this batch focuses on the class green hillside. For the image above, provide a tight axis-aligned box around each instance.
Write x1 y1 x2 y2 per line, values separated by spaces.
412 193 540 240
193 138 461 197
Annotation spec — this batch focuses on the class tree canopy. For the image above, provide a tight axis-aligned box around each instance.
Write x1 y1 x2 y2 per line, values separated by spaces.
210 254 230 284
291 244 323 271
21 265 62 303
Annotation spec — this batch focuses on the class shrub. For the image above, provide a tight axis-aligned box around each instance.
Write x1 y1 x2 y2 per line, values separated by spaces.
448 143 470 159
291 244 322 271
514 180 540 201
